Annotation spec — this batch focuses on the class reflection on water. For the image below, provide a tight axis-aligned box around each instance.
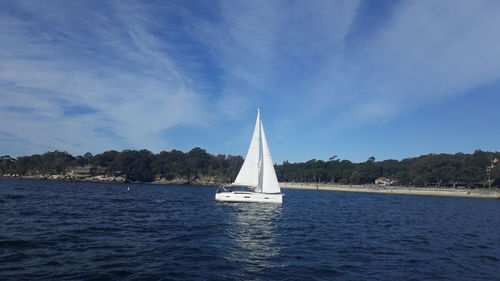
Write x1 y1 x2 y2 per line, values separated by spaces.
225 203 282 274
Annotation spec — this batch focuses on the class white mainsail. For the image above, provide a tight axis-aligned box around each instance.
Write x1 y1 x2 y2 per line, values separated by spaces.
233 108 281 194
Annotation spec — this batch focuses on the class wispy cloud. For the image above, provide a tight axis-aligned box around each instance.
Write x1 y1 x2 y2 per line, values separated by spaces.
191 0 500 123
0 0 210 155
316 0 500 128
1 0 499 160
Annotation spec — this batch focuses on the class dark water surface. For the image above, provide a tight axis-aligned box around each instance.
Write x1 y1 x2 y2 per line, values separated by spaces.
1 179 499 280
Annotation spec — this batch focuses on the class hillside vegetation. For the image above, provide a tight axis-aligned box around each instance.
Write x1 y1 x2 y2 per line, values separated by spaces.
1 149 499 188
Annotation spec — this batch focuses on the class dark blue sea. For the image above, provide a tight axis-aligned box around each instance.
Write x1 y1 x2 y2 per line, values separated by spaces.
1 179 499 280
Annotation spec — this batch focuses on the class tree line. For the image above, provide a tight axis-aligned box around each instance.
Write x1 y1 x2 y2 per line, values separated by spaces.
275 150 500 188
1 149 499 187
0 148 243 183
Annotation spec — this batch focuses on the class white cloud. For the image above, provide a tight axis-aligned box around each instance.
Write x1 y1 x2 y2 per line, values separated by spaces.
1 0 499 158
0 1 210 156
280 0 500 132
189 0 361 117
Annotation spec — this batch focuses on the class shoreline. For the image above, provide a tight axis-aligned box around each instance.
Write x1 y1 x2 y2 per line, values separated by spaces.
280 182 500 199
2 176 499 199
0 174 223 186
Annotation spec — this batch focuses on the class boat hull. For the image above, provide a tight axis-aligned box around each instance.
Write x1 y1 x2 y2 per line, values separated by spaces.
215 191 283 203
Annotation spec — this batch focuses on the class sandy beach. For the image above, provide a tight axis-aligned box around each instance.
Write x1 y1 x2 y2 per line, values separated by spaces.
280 182 500 199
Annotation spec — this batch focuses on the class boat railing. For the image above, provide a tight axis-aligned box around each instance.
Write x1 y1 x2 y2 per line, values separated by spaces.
216 186 229 193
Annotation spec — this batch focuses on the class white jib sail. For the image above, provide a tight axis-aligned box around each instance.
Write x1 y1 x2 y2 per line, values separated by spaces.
260 122 281 194
233 109 262 188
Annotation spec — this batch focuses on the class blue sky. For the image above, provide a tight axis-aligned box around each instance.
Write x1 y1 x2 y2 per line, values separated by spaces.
1 0 499 163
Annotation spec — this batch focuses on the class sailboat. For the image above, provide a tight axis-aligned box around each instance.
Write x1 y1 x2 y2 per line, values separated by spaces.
215 108 283 203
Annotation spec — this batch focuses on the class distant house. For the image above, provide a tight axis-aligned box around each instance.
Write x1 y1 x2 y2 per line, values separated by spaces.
69 165 95 177
375 177 397 186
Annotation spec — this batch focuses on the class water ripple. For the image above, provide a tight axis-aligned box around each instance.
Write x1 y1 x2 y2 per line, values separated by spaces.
0 179 499 280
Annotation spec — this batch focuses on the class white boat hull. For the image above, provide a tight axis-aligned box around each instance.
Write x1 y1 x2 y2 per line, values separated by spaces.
215 191 283 203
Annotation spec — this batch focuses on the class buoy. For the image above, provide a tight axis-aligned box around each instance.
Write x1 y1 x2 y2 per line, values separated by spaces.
127 187 130 191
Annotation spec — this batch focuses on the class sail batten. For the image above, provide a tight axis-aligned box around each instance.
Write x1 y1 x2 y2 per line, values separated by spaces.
232 108 281 194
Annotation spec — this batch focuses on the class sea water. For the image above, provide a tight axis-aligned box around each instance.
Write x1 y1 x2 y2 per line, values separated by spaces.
1 179 499 280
